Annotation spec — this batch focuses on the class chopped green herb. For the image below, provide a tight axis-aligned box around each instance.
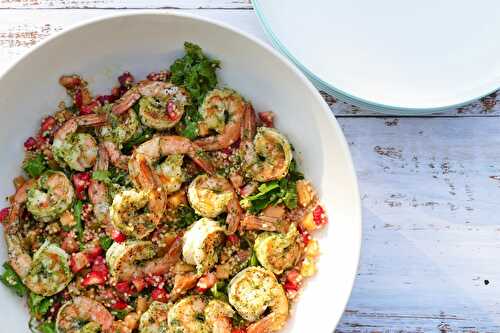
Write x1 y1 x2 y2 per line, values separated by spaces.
91 170 110 182
73 200 83 242
249 251 259 267
28 292 52 318
111 309 128 320
99 236 113 251
0 262 27 297
170 42 220 106
170 42 220 139
288 159 304 181
122 128 154 154
174 205 200 229
23 154 48 178
37 321 56 333
210 280 228 300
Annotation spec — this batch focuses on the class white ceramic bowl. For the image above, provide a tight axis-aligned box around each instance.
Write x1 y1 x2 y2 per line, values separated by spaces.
0 12 361 332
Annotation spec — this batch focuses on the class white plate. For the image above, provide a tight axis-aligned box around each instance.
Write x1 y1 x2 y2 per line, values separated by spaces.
0 12 361 332
254 0 500 113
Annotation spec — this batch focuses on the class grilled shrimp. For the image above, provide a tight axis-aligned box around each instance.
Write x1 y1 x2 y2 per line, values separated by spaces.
187 174 242 234
106 237 182 283
244 127 293 182
182 218 226 275
5 179 35 232
254 224 301 275
106 240 156 283
110 189 163 239
228 267 289 333
167 296 234 333
102 141 129 170
138 301 170 333
112 80 189 130
97 105 140 144
194 89 247 151
26 171 75 222
88 144 110 225
56 296 114 333
5 236 72 296
129 135 215 192
52 113 107 171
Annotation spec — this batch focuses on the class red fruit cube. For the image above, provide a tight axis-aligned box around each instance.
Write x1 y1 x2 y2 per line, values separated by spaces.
111 299 129 310
132 277 146 293
82 271 106 286
111 229 126 243
40 116 56 133
115 281 132 294
0 207 10 224
80 100 100 115
151 288 169 303
70 252 89 273
24 137 38 151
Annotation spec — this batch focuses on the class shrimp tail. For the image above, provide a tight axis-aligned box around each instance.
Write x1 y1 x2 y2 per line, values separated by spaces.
241 103 257 143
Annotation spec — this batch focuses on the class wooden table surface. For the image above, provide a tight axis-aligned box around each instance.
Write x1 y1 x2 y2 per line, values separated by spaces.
2 1 500 332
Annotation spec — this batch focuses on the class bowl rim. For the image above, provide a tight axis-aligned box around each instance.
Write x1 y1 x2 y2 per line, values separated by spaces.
252 0 497 115
0 10 362 330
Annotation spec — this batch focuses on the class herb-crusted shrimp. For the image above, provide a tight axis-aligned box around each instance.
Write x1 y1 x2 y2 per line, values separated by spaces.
0 42 328 333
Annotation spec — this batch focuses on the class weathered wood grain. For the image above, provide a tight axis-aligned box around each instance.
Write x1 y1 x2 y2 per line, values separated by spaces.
0 9 499 117
337 117 500 332
0 0 252 9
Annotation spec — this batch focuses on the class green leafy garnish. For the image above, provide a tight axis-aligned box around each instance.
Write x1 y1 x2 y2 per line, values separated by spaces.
23 154 48 178
28 292 52 318
122 128 154 154
111 309 128 320
91 170 110 182
288 159 304 181
174 205 200 229
99 235 113 251
249 250 259 267
37 321 56 333
210 281 228 300
73 200 83 242
0 262 27 297
240 178 298 213
170 42 220 139
170 42 220 106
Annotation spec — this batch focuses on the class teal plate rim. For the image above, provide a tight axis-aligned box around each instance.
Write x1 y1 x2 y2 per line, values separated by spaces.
252 0 499 115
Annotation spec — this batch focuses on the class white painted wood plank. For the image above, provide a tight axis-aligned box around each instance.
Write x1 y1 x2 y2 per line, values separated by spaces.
0 0 252 9
0 9 498 117
337 117 500 332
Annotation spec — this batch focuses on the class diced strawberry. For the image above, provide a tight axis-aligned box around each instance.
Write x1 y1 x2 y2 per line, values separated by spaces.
132 277 146 293
70 252 89 273
284 281 299 292
312 205 328 226
227 234 239 245
72 172 91 200
297 224 311 245
85 246 103 261
166 100 180 121
258 111 274 127
115 281 132 294
82 271 106 286
40 116 56 133
61 236 79 254
111 229 126 243
96 95 117 104
0 207 10 224
111 299 129 310
196 273 216 293
80 100 100 115
74 89 83 109
91 256 109 277
118 72 134 87
151 288 169 303
286 270 300 284
24 137 38 151
145 275 163 287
